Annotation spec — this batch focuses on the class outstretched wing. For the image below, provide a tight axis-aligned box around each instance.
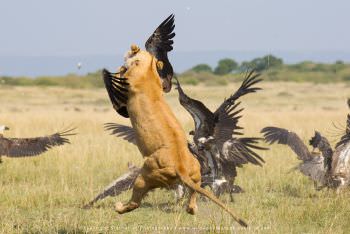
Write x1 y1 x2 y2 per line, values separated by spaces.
223 138 266 167
145 14 175 91
175 77 215 138
0 128 75 157
83 164 141 208
213 70 262 149
214 70 262 116
102 69 129 118
261 126 312 161
335 113 350 148
104 123 137 145
213 102 244 150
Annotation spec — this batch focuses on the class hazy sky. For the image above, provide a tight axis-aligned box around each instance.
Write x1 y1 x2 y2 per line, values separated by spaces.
1 0 349 56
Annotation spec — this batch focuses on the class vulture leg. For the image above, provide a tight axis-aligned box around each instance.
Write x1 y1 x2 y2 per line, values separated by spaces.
174 184 186 202
228 178 236 202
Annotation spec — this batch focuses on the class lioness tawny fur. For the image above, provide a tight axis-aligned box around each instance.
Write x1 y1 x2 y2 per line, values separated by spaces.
114 45 247 227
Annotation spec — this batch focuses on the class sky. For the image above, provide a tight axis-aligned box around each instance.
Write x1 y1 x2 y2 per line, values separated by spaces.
0 0 349 75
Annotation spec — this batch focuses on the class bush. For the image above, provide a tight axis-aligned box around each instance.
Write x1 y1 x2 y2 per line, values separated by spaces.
214 58 238 75
190 64 212 73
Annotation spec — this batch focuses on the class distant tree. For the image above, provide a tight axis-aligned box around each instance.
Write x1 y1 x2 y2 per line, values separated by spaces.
335 60 344 65
191 64 212 73
334 60 346 73
214 58 238 75
239 54 283 72
263 54 283 68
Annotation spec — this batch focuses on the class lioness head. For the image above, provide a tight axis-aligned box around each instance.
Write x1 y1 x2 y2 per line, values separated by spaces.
123 45 169 92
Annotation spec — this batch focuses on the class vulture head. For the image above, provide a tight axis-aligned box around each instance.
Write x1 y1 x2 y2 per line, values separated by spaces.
197 136 215 151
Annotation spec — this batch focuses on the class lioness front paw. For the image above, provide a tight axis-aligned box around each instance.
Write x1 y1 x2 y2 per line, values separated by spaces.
115 202 124 213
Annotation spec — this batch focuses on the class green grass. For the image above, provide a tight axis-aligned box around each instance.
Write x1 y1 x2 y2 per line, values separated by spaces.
0 83 350 233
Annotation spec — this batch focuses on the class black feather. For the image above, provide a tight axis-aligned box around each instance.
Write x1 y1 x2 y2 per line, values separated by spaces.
102 69 129 118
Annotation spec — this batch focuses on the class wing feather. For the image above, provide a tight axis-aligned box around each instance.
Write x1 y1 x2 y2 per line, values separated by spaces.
335 114 350 148
213 70 262 149
84 165 141 208
175 77 215 141
223 138 266 167
104 123 137 145
0 128 75 157
145 14 175 82
102 69 129 118
261 126 312 161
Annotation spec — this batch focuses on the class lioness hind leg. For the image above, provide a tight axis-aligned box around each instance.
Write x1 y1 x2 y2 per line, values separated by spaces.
115 174 150 214
186 171 201 215
186 188 198 215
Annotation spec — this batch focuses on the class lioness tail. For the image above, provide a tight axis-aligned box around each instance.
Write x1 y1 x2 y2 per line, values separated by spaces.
178 173 248 227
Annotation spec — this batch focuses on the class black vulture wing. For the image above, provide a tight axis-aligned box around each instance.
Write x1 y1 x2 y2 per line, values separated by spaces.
102 69 129 118
0 128 75 157
175 77 215 142
335 113 350 148
145 14 175 92
261 126 312 161
334 100 350 148
213 70 262 148
222 138 266 167
104 123 137 145
214 70 262 117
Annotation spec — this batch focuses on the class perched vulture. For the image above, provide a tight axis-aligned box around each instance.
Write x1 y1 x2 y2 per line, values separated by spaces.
175 70 266 200
102 14 175 118
0 126 75 163
262 101 350 192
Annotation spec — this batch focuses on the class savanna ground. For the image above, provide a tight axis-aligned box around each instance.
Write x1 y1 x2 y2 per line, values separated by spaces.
1 82 350 233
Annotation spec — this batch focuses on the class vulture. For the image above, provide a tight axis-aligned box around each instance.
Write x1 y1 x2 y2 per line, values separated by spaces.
261 127 333 190
0 125 75 163
174 70 266 200
85 71 266 207
261 100 350 192
102 14 175 118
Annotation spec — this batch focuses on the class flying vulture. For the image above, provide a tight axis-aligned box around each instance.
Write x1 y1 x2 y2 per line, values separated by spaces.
261 101 350 191
0 125 75 163
102 14 175 118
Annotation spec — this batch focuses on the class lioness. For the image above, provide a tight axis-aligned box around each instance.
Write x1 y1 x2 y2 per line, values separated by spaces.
108 45 247 227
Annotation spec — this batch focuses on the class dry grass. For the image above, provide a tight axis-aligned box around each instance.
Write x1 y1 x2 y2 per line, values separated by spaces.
1 82 350 233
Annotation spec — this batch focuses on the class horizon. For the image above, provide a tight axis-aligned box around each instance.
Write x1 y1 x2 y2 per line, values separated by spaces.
1 50 349 77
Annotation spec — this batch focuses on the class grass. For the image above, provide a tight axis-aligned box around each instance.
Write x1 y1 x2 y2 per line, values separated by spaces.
0 82 350 233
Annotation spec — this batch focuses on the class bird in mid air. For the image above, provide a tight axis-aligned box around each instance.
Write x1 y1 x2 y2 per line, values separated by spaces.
0 125 75 163
102 14 175 118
